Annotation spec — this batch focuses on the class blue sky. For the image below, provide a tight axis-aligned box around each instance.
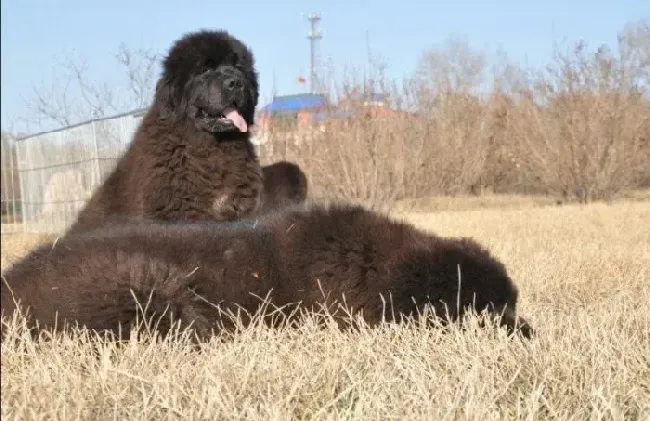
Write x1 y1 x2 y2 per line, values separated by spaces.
1 0 647 133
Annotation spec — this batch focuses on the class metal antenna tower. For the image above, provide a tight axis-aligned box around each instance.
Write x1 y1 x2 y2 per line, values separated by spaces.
305 12 323 94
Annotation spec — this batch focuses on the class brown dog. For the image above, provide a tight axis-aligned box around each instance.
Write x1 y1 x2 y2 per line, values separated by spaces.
67 30 263 235
260 161 308 212
1 203 533 340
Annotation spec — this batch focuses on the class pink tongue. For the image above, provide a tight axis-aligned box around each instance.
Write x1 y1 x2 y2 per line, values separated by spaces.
224 107 248 132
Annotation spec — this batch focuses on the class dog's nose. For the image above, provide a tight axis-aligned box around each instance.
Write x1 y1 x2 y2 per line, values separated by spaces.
223 77 244 92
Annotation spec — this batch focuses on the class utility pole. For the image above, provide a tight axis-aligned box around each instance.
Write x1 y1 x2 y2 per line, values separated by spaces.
305 13 323 94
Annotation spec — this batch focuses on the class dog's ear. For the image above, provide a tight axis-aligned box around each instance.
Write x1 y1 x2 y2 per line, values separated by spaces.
154 77 176 120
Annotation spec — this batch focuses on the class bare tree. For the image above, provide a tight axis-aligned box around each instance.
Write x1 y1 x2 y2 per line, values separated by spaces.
412 35 488 110
22 43 159 130
509 30 650 201
114 43 159 111
619 18 650 94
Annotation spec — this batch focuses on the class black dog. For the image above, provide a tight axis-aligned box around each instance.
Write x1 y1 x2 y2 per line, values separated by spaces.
67 29 263 235
1 204 533 340
260 161 308 212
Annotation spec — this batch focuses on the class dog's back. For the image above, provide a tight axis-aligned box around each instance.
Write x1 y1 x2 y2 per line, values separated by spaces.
1 219 279 339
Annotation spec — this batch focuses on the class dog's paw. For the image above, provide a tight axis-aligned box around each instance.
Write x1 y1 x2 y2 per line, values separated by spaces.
211 193 260 221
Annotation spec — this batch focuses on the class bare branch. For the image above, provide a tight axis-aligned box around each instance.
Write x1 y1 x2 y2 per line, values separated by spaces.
22 43 159 130
114 43 158 110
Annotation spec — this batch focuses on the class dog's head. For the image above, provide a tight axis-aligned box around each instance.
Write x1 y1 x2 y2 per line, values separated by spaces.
393 236 534 338
154 29 259 134
260 161 309 212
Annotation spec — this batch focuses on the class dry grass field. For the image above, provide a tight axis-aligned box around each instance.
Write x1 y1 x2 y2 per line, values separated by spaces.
1 197 649 420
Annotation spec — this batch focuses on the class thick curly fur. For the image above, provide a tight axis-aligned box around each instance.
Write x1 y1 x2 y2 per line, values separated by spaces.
66 29 263 235
259 161 308 212
1 203 533 341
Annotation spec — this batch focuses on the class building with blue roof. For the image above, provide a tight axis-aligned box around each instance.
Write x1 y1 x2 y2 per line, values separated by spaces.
258 93 329 115
256 90 394 130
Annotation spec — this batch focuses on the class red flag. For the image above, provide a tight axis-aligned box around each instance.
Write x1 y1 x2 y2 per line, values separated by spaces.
297 76 306 84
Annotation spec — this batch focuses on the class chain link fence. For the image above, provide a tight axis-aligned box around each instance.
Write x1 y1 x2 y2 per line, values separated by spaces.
2 110 146 234
1 109 275 235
